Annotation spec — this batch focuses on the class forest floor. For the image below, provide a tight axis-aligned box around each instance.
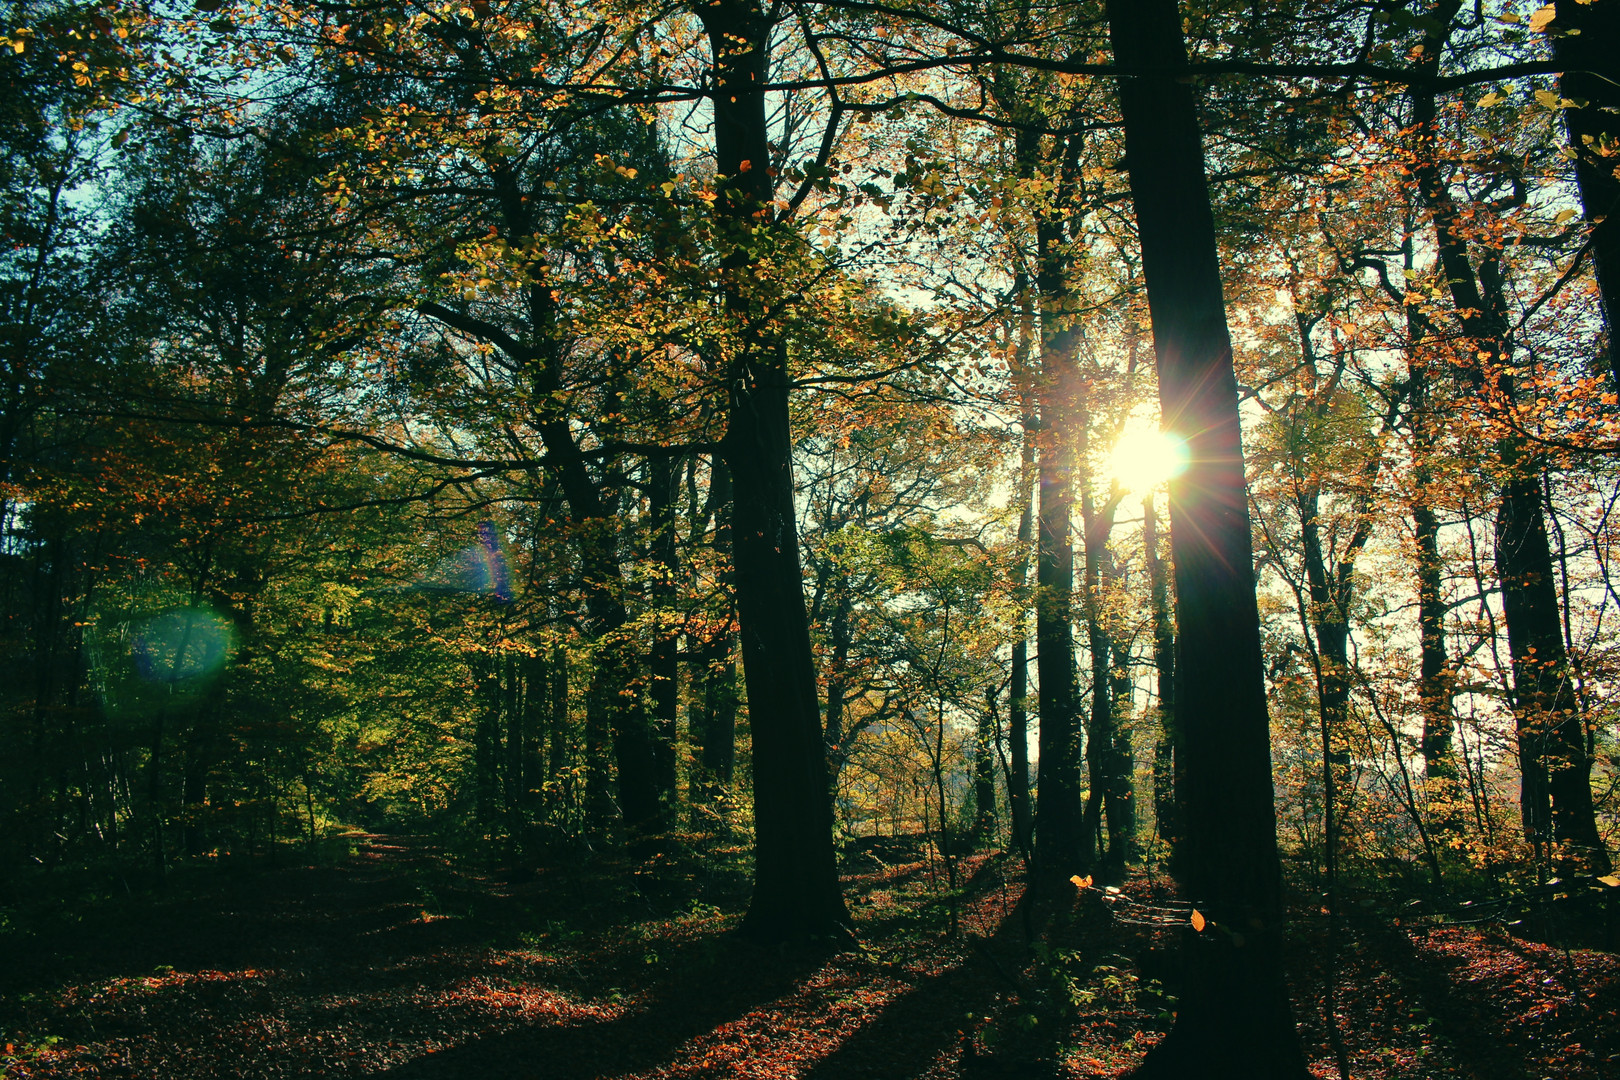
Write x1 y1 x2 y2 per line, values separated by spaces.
2 833 1618 1079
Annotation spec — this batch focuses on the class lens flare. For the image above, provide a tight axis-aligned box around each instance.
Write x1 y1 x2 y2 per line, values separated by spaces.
420 521 516 600
1109 428 1189 495
132 607 234 683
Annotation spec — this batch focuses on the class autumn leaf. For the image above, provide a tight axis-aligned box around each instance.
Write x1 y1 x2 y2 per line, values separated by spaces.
1190 909 1207 932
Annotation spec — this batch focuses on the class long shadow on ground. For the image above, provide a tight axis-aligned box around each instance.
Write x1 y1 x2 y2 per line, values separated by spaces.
377 932 815 1079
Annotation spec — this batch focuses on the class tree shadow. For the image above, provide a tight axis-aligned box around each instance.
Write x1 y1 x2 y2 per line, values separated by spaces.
1361 924 1530 1080
376 932 817 1079
803 862 1044 1080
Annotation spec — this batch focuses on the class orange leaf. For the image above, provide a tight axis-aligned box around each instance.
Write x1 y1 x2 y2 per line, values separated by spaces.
1190 909 1207 932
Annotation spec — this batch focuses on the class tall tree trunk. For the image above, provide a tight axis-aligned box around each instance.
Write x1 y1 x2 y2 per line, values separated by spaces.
690 461 738 811
1553 0 1620 385
474 656 501 828
505 652 525 853
1409 344 1456 784
1107 2 1308 1074
1144 496 1181 867
1033 212 1086 880
546 644 571 819
975 690 998 841
702 0 848 941
1107 626 1137 869
1007 287 1037 859
1407 7 1610 874
649 454 681 817
1497 463 1611 874
1079 452 1130 876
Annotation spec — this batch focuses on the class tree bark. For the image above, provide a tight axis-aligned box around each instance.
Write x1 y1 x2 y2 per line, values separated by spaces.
1407 5 1610 874
649 454 681 818
690 461 738 810
1107 2 1308 1074
1033 212 1086 881
1144 496 1181 868
1007 288 1037 858
702 0 849 941
1553 0 1620 385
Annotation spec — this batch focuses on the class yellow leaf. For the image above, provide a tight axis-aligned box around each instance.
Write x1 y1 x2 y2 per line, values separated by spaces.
1070 874 1092 890
1528 4 1556 32
1476 91 1502 108
1554 207 1577 224
1535 88 1561 110
1598 874 1620 887
1190 909 1207 932
9 39 22 53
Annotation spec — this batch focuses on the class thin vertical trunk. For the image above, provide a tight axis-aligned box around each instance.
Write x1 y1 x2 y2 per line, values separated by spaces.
691 460 738 810
1079 453 1129 876
1107 2 1307 1074
1144 496 1180 866
649 454 681 816
975 690 998 841
702 0 848 940
1007 287 1037 858
1410 371 1456 788
1107 627 1136 869
546 644 571 818
823 582 852 763
505 652 525 851
475 656 501 828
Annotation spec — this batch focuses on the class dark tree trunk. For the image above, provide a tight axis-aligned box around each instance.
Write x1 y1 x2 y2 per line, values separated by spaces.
702 0 849 941
823 582 852 766
1409 350 1456 783
505 653 525 850
546 644 571 817
1079 455 1130 877
182 737 207 858
1033 213 1086 880
649 454 681 816
1414 497 1455 776
474 657 501 828
1497 464 1611 875
975 690 998 841
1107 634 1137 869
1407 7 1610 874
1553 0 1620 385
1107 2 1308 1074
522 651 545 813
690 461 738 810
1007 297 1037 859
1144 496 1181 867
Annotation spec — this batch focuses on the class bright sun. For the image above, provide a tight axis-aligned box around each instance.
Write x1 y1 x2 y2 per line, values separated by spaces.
1108 427 1189 495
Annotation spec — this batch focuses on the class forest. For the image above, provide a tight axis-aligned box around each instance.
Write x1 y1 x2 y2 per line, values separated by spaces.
4 0 1620 1076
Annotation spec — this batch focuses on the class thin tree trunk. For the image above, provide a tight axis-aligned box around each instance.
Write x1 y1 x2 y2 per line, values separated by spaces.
1007 286 1037 859
1144 496 1180 868
975 689 998 841
649 454 681 818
